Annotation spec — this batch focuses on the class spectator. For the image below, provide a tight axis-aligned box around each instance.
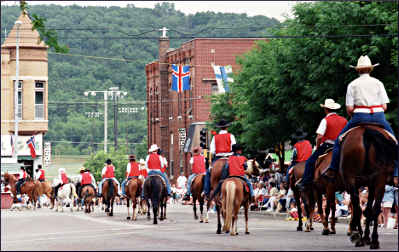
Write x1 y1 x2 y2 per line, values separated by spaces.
382 185 395 228
254 181 267 203
265 182 279 212
335 198 349 217
276 183 287 212
274 169 283 189
285 188 295 210
171 184 178 204
177 172 187 191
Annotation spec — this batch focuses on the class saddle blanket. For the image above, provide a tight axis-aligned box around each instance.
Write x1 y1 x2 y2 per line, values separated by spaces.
228 176 249 193
339 126 397 144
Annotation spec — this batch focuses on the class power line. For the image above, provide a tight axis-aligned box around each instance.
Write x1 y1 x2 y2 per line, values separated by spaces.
49 140 142 145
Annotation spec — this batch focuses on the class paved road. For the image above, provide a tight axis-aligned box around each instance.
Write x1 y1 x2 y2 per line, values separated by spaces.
1 203 398 251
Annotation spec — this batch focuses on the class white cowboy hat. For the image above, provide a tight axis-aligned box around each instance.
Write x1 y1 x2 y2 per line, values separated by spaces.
58 168 65 173
349 55 379 69
320 98 341 110
139 158 146 165
148 144 159 152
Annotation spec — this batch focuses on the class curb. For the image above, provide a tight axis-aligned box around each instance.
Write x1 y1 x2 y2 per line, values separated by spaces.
240 209 351 224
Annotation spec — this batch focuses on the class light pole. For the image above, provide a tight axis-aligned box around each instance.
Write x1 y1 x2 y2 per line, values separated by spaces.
84 88 127 153
13 20 22 160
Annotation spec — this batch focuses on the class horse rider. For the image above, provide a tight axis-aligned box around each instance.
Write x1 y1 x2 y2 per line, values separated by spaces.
158 149 168 175
53 168 69 199
322 55 397 180
16 166 28 198
75 167 86 196
202 119 236 198
296 99 348 191
284 129 313 184
98 159 121 197
182 146 206 201
144 144 172 197
121 154 140 197
78 168 97 198
210 143 255 203
139 159 148 179
34 165 46 182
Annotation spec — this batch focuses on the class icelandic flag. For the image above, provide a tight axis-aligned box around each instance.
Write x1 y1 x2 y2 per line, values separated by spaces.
26 136 37 159
171 64 190 92
213 65 233 94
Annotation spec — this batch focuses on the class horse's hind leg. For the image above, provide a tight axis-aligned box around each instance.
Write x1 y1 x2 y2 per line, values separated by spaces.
370 186 384 249
109 198 114 216
245 202 250 234
349 187 364 247
293 188 303 231
216 204 222 234
199 197 204 223
126 198 131 220
363 186 375 245
146 199 151 220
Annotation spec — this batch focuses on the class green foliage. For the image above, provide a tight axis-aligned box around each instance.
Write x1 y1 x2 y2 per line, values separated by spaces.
1 4 278 156
210 1 398 165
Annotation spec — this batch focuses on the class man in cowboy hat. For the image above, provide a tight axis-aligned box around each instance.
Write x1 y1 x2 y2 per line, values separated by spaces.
202 119 236 198
75 167 86 198
323 55 397 179
53 167 69 199
210 143 256 203
34 165 46 182
284 129 313 184
98 159 121 197
183 146 206 201
296 99 347 191
15 166 28 198
139 158 148 179
121 154 140 197
78 167 97 198
144 144 172 196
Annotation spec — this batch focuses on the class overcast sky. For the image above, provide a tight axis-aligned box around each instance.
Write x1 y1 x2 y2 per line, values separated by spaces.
2 1 297 21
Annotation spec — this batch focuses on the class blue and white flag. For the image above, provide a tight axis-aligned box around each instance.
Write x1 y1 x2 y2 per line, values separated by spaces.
171 64 190 93
213 65 233 94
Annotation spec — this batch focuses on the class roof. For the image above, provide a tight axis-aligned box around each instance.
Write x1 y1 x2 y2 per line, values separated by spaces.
2 11 48 49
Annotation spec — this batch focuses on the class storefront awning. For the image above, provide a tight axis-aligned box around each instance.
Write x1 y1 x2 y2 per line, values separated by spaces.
17 156 36 161
1 163 23 174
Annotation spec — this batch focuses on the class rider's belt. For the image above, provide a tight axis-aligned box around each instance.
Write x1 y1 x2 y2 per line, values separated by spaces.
324 139 335 144
148 169 161 171
354 105 384 114
215 152 233 157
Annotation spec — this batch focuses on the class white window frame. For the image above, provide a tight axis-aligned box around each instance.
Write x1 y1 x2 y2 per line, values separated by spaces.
35 81 45 120
14 81 23 120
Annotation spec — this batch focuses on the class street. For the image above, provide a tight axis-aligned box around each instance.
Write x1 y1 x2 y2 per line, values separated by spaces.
1 203 398 251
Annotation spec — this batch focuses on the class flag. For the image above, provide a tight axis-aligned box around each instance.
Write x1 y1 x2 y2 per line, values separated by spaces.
10 135 15 157
26 136 37 159
171 64 190 92
213 65 234 94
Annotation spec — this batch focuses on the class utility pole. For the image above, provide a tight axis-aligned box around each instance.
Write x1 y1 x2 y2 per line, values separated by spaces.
13 20 22 161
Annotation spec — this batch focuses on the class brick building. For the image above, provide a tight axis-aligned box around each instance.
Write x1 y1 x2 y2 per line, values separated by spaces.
145 33 265 182
1 11 49 177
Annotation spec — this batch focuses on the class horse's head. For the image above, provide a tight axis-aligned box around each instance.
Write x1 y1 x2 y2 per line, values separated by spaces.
3 173 15 185
246 159 268 177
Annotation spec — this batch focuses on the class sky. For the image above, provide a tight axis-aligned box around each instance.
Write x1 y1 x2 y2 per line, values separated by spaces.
1 1 297 21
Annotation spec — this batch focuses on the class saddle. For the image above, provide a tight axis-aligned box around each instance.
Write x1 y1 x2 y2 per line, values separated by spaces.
147 174 166 188
339 124 397 144
228 176 249 194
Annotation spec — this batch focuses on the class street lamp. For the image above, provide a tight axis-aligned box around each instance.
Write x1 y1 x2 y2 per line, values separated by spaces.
84 87 127 153
13 20 22 160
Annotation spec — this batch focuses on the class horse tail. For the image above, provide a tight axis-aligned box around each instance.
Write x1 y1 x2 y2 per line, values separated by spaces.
151 177 160 206
363 127 397 168
108 179 114 199
83 188 89 202
224 181 235 233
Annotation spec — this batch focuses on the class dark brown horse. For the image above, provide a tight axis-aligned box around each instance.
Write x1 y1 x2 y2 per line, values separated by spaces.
144 175 167 224
81 185 96 213
3 173 38 209
190 174 206 222
288 161 308 231
339 125 396 249
102 179 118 216
219 177 250 235
125 177 142 221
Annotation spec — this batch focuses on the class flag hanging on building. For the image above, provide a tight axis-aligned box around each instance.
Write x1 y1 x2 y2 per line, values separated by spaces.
171 64 190 92
26 136 37 158
213 65 234 94
10 135 15 157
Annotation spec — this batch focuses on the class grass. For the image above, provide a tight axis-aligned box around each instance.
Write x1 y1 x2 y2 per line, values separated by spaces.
45 155 89 179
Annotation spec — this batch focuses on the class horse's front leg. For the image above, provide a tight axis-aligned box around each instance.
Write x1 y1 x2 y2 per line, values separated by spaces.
199 197 204 223
245 201 250 234
126 198 131 220
216 203 222 234
293 188 303 231
193 196 198 220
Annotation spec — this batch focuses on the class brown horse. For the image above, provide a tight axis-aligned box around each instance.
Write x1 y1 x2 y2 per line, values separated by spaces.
339 125 396 249
125 177 142 221
33 180 53 208
219 177 250 235
102 179 118 216
3 173 37 208
288 161 308 231
205 158 263 222
81 185 96 213
190 174 206 222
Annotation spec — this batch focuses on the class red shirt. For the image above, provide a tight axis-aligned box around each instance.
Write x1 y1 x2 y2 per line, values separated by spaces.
228 155 248 177
148 153 162 170
215 133 232 154
38 169 45 180
61 172 68 184
321 114 348 144
127 161 140 177
140 168 148 178
294 140 312 162
104 165 115 178
192 154 206 174
81 172 92 185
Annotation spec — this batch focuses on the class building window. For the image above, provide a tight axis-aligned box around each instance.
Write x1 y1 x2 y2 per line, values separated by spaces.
14 81 23 119
211 82 219 95
35 81 45 120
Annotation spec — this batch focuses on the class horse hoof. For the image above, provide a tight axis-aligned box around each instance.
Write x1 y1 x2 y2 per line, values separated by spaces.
370 242 379 249
245 232 250 235
147 216 151 220
194 216 198 220
216 230 221 234
109 213 113 216
355 240 365 247
329 230 336 235
347 231 352 236
297 226 303 232
127 217 131 220
310 227 314 230
350 232 360 243
230 232 235 236
200 220 203 223
205 220 209 223
322 229 329 235
364 237 371 245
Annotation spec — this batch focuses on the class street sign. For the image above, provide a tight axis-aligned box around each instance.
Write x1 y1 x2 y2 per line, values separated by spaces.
43 142 51 169
178 128 186 151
